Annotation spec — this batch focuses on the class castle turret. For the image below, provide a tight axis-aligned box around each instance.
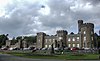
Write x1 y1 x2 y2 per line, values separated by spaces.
78 20 83 33
80 23 94 49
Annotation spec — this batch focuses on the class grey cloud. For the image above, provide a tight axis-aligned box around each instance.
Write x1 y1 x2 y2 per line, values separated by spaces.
82 0 100 5
0 0 100 37
0 1 42 37
40 0 74 29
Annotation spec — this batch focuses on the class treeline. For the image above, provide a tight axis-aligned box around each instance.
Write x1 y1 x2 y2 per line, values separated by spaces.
0 34 9 48
11 36 37 45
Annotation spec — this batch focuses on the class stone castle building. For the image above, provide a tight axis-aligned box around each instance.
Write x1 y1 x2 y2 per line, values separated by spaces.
36 20 97 49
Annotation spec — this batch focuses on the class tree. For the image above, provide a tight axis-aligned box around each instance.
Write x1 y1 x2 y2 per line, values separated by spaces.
15 36 36 45
24 36 36 43
0 34 9 48
16 36 22 40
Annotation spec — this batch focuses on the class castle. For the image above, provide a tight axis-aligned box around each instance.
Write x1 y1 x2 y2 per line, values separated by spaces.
36 20 97 49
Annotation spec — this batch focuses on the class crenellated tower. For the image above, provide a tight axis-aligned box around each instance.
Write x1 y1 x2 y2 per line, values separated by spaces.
78 20 94 48
56 30 68 48
36 32 46 48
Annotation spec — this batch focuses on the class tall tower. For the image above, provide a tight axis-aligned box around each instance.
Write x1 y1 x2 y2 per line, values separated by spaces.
36 32 46 48
80 23 94 49
78 20 83 33
56 30 68 48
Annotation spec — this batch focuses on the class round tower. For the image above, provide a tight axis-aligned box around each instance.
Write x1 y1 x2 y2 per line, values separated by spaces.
80 23 94 49
78 20 83 33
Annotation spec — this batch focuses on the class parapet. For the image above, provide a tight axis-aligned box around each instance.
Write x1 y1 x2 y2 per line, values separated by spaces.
37 32 46 35
57 30 68 34
82 23 94 28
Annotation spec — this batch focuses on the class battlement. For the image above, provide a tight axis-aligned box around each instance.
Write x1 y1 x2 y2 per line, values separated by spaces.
37 32 46 35
57 30 67 32
57 30 68 34
82 23 94 28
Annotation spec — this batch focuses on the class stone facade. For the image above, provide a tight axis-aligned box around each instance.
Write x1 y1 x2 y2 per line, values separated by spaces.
67 34 80 48
36 30 68 49
36 20 97 49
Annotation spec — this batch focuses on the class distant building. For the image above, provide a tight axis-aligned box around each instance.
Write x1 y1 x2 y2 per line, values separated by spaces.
36 20 97 49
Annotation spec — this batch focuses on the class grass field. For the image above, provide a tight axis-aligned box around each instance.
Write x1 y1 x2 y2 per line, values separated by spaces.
0 51 100 60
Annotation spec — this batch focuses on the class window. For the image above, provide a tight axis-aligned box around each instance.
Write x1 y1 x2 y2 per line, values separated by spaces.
84 31 86 34
68 38 70 41
73 38 75 41
53 39 55 43
77 44 79 48
59 37 62 40
38 40 40 42
77 37 79 41
77 37 79 39
45 45 47 48
53 39 55 41
68 44 71 47
73 44 75 47
84 36 86 41
49 45 51 48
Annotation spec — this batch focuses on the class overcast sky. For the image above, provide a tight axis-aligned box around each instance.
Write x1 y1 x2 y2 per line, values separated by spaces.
0 0 100 38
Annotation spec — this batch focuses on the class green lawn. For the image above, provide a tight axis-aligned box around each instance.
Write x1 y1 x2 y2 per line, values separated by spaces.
0 51 100 60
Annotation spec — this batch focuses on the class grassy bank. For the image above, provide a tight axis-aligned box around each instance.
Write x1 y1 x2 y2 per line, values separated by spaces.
0 51 100 60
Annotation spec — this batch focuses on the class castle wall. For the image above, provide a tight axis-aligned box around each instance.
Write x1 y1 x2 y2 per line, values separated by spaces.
36 20 96 49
